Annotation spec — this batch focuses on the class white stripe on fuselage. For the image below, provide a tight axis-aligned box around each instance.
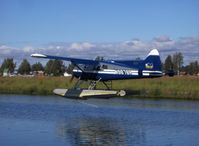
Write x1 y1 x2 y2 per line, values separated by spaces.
142 70 162 73
73 69 162 76
73 69 138 75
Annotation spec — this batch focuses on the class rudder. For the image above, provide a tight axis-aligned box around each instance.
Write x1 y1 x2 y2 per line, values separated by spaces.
143 49 162 72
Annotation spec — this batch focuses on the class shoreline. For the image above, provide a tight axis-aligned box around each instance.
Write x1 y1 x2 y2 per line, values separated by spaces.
0 76 198 100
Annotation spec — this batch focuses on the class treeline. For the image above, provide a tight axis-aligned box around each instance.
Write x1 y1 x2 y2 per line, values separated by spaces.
0 58 66 76
163 52 199 75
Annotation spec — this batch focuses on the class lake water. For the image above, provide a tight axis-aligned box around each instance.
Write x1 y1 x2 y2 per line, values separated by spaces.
0 95 199 146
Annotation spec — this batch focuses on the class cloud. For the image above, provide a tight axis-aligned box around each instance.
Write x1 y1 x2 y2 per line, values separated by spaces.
0 46 11 55
23 46 34 53
154 36 171 42
0 36 199 65
69 42 95 51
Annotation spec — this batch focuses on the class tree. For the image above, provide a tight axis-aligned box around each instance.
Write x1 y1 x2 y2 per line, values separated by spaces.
172 52 183 75
32 62 44 71
188 61 199 75
45 60 53 75
193 61 199 74
18 59 31 75
66 63 75 74
45 60 65 76
0 58 16 74
164 55 173 71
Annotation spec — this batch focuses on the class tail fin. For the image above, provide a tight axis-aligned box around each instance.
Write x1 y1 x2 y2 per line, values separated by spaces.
143 49 162 71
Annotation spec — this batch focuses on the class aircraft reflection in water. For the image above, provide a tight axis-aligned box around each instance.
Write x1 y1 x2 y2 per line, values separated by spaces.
56 117 146 146
31 49 162 99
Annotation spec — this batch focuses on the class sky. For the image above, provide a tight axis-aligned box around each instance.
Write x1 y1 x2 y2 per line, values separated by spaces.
0 0 199 65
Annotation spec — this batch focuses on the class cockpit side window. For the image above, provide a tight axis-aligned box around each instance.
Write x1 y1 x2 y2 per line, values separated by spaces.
102 65 108 69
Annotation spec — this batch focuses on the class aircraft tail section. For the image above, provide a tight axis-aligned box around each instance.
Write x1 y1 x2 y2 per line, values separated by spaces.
141 49 162 77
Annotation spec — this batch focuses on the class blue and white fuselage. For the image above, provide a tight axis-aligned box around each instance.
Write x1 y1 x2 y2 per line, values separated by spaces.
72 49 162 81
72 69 162 81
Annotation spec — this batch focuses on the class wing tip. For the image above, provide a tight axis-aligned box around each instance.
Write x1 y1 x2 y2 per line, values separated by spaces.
31 53 47 58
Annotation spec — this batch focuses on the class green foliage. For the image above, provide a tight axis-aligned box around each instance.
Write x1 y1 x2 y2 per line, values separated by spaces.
0 77 73 95
45 60 65 76
181 60 199 75
172 52 183 74
188 61 199 75
164 52 184 75
112 76 199 99
0 58 16 73
164 55 173 71
0 76 198 99
32 62 44 71
18 59 31 75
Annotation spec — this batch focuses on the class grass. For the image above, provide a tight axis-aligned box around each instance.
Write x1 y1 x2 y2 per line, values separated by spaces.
0 76 73 95
0 76 199 99
113 76 199 99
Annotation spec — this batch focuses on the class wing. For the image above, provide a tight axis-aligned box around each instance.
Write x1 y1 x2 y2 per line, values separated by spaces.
31 53 99 65
31 53 131 68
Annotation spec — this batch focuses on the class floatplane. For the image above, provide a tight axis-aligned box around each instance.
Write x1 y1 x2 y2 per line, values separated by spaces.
31 49 162 99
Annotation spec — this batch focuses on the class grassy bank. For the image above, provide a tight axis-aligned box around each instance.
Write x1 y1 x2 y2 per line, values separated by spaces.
0 76 199 99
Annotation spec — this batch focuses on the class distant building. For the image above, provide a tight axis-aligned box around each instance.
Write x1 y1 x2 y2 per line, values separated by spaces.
64 72 72 77
179 71 187 76
33 70 44 76
3 69 9 77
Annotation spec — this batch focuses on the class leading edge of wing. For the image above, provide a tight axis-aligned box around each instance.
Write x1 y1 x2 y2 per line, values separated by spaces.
31 53 132 68
31 53 98 65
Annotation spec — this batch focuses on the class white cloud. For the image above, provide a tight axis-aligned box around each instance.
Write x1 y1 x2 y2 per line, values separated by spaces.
0 45 14 55
154 36 171 42
0 36 198 65
23 46 34 53
69 42 95 51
